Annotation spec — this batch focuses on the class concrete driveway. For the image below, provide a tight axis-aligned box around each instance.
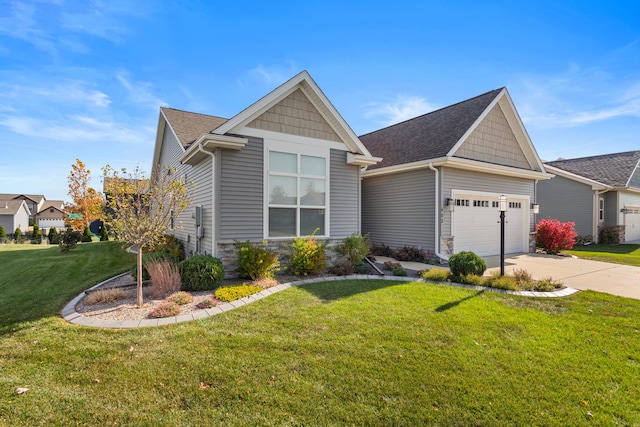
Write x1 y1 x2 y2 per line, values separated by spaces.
484 253 640 300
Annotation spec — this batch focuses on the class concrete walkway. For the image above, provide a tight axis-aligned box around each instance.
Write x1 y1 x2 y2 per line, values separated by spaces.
62 271 579 329
484 253 640 299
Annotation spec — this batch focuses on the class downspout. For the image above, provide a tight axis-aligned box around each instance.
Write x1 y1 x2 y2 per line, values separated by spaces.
427 163 449 261
197 143 217 257
593 189 607 243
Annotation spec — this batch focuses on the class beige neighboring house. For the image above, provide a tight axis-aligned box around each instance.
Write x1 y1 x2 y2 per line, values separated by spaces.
0 194 46 223
0 199 30 235
35 200 66 232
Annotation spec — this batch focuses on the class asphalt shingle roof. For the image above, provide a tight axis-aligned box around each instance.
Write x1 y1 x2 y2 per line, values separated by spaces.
545 150 640 188
161 107 228 148
359 88 503 169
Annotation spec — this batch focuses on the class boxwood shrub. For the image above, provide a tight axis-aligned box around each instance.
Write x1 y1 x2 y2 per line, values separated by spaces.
448 251 487 277
179 255 225 291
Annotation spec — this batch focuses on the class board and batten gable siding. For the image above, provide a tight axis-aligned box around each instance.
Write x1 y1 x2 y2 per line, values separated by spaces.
158 123 213 256
362 169 435 251
330 149 360 237
218 137 264 241
536 174 594 236
441 168 535 236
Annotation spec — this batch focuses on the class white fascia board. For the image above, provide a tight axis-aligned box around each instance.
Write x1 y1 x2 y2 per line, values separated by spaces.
543 165 609 190
346 153 382 167
179 134 248 165
624 158 640 188
237 127 348 151
212 70 372 157
362 156 553 180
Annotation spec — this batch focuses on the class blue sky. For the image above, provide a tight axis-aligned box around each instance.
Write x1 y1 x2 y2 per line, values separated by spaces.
1 0 639 202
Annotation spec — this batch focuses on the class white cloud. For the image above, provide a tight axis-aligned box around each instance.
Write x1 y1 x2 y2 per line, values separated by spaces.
116 70 167 109
364 95 439 127
243 62 300 87
0 80 111 109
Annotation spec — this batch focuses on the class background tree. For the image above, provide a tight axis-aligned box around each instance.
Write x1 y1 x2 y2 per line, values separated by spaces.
0 224 6 242
32 224 41 241
66 159 104 230
102 165 191 307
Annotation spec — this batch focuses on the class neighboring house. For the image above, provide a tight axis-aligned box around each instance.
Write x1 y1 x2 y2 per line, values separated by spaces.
0 194 46 223
538 151 640 243
359 88 551 259
0 199 30 235
151 71 379 271
34 200 66 232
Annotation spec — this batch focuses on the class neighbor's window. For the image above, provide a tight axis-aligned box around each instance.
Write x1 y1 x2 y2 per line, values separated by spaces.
268 151 326 237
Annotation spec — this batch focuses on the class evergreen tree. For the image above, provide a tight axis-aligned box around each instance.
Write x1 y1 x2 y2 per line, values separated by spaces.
82 226 93 242
14 228 22 243
0 224 6 238
48 227 59 244
100 224 109 241
33 224 41 239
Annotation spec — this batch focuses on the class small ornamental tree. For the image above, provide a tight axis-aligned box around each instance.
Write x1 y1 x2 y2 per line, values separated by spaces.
103 165 191 307
536 218 578 254
66 159 104 231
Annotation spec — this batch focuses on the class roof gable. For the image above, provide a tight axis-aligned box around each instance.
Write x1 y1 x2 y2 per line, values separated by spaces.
545 150 640 188
360 88 503 169
453 102 530 169
214 70 373 156
0 199 30 216
246 88 342 142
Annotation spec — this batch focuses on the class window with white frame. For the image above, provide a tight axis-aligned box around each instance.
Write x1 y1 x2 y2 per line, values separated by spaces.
267 150 327 237
599 198 605 222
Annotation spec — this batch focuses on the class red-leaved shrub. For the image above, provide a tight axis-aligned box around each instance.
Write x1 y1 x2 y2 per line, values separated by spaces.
536 219 577 254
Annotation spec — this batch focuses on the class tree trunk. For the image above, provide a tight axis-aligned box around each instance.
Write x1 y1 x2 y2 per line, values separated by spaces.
136 245 143 308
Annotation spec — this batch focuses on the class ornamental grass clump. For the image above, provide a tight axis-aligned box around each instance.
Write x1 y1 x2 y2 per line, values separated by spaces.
148 301 181 318
215 284 262 302
533 277 563 292
146 258 181 299
420 268 450 282
84 288 129 305
166 291 193 305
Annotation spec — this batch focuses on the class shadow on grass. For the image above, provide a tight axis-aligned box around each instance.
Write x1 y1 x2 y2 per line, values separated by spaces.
296 279 410 303
434 290 484 312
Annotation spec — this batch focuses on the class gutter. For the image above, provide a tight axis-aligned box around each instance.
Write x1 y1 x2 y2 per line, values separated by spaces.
197 143 217 256
427 163 449 261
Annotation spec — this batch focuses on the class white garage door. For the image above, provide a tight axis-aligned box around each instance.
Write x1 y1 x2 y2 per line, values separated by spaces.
452 194 528 256
626 206 640 241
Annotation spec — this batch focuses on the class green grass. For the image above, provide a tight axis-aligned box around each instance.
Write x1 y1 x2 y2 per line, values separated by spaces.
565 243 640 267
1 244 640 425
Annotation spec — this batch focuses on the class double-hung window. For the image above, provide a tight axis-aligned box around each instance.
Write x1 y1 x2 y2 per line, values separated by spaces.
268 150 327 237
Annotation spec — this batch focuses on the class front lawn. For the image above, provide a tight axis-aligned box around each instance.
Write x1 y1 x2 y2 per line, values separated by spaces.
1 243 639 425
565 243 640 267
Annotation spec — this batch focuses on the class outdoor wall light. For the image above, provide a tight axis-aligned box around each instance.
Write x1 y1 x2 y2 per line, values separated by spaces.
531 203 540 214
445 197 455 212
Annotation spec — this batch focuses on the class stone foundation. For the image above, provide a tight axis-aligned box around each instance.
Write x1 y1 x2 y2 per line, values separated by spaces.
598 225 625 244
529 232 537 253
216 238 346 278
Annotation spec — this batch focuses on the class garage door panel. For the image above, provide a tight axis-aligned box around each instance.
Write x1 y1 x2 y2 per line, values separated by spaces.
453 195 527 256
626 207 640 241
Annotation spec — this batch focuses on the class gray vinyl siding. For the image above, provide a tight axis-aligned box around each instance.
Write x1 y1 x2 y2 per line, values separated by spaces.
218 137 264 240
159 124 213 256
362 169 435 252
441 168 536 235
537 175 594 236
330 149 360 237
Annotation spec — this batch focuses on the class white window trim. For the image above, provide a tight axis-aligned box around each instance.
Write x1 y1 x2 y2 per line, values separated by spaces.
263 139 331 239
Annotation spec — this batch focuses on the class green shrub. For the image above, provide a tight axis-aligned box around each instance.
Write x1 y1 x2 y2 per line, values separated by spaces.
148 301 181 318
290 231 327 275
214 284 262 302
0 224 6 238
337 234 370 271
391 266 408 276
328 260 353 276
146 234 185 261
48 227 59 244
354 262 372 274
32 224 41 239
131 252 178 281
448 251 487 277
100 225 109 241
166 291 194 305
14 228 22 243
59 228 80 253
196 296 219 309
179 255 225 291
235 240 280 280
82 226 93 242
420 268 450 282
